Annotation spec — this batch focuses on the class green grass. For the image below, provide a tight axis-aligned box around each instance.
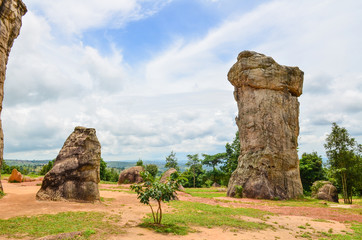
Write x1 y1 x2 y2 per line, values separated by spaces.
317 223 362 240
139 223 189 235
267 197 330 207
0 191 4 199
99 180 118 184
1 174 41 179
0 211 123 239
0 174 10 179
25 174 42 178
183 187 226 193
183 187 227 198
140 201 272 235
100 188 135 194
100 197 115 202
185 192 227 198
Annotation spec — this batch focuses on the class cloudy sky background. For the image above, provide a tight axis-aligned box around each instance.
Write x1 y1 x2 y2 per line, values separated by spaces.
3 0 362 161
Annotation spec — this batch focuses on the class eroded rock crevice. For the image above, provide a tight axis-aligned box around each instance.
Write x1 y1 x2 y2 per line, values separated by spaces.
227 51 303 199
0 0 26 192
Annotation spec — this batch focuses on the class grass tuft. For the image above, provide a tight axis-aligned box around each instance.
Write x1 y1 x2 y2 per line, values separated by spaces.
139 223 189 235
317 223 361 240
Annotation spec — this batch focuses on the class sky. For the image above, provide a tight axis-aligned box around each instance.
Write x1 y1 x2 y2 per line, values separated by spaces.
3 0 362 162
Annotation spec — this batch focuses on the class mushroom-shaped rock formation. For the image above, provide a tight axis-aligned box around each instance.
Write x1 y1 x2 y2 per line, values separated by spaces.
227 51 303 200
36 127 101 202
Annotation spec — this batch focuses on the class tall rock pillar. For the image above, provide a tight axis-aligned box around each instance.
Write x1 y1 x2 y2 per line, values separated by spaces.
0 0 27 192
227 51 303 199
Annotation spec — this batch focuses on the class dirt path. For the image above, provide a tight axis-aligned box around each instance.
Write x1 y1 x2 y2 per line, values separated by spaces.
0 181 360 240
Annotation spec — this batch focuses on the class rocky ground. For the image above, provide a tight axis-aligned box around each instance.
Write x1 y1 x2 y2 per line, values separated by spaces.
0 181 360 240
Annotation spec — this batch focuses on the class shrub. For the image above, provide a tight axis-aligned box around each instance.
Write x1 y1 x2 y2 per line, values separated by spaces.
202 179 213 188
136 159 144 167
145 164 158 178
130 171 181 224
235 185 243 198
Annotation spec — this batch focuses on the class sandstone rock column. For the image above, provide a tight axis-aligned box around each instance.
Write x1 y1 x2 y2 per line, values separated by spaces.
227 51 303 199
0 0 27 192
36 127 101 202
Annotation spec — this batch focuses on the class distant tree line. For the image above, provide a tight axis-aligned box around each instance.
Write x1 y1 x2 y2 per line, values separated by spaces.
3 122 360 204
1 161 36 175
158 131 240 188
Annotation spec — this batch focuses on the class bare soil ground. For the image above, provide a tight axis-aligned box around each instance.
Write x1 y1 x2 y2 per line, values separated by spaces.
0 181 360 240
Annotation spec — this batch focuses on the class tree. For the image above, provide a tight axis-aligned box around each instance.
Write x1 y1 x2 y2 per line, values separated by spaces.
220 131 240 185
39 159 55 175
136 159 144 167
202 153 226 183
299 152 326 193
324 122 362 204
145 164 158 178
186 154 202 188
0 160 10 174
165 151 179 171
130 171 180 224
100 158 107 180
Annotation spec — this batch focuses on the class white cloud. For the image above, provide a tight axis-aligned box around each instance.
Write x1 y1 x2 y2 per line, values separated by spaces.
3 0 362 162
28 0 172 35
141 0 362 157
6 11 129 107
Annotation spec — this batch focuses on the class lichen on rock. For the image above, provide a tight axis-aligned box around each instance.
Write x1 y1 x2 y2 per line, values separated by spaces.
227 51 304 200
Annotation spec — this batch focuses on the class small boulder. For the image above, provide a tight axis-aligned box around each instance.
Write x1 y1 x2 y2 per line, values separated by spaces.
118 166 144 184
23 176 32 182
212 182 221 187
160 168 177 183
8 169 22 183
160 168 184 193
311 181 339 203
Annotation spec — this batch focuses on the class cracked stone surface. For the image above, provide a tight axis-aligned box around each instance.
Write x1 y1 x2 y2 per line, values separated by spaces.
227 51 304 200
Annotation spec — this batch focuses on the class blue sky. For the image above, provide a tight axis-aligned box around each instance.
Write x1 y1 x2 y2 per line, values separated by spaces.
3 0 362 161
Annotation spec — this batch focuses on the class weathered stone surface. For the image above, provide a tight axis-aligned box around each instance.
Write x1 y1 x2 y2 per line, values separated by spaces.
8 168 22 182
160 168 177 183
36 127 101 202
311 181 338 203
118 166 144 184
227 51 304 200
0 0 27 192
